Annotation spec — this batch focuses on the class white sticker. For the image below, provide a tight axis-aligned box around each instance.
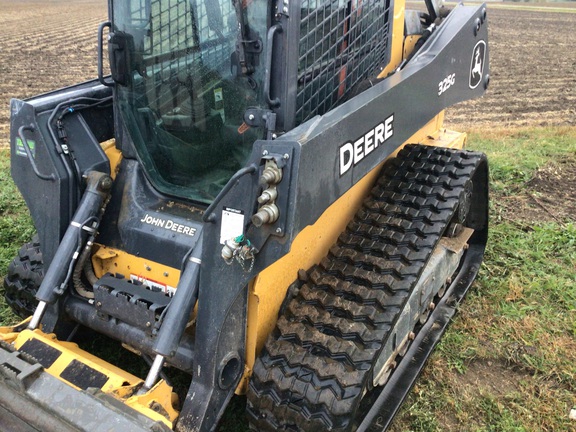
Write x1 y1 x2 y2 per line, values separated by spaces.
130 274 176 296
220 207 244 245
214 87 225 122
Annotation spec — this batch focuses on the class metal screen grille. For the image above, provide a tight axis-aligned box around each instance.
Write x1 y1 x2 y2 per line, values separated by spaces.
139 0 234 69
296 0 392 125
147 0 196 56
127 0 236 128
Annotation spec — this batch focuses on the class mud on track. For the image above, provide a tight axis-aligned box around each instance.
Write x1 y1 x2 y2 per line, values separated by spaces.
1 1 575 147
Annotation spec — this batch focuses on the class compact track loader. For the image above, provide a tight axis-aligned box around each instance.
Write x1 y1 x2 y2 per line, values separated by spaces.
1 0 489 429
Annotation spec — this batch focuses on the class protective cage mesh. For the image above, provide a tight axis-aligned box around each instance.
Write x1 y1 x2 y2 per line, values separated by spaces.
143 0 235 64
128 0 236 122
296 0 393 125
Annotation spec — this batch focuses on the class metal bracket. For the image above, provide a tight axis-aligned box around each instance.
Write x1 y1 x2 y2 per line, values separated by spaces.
0 342 43 392
242 38 263 54
244 108 277 140
94 275 170 335
275 0 290 17
244 108 275 128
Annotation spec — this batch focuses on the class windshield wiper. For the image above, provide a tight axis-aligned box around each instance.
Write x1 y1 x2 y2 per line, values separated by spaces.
231 0 261 75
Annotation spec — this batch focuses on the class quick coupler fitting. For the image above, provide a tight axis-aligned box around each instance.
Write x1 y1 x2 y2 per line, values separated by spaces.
257 187 277 204
259 165 282 186
251 203 279 227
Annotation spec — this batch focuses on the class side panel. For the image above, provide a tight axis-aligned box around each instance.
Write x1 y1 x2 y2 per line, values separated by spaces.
10 80 114 267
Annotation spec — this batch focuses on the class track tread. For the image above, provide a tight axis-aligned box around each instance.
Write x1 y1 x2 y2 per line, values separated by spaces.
3 236 43 318
247 145 485 431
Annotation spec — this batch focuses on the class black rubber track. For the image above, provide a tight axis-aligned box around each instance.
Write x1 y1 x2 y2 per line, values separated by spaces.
4 236 43 318
246 144 487 431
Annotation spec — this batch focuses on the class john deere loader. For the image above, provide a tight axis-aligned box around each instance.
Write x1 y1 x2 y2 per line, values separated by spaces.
1 0 489 429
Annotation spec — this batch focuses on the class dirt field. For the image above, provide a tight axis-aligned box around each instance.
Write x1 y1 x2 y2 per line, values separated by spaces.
1 0 575 147
445 3 576 130
0 0 107 146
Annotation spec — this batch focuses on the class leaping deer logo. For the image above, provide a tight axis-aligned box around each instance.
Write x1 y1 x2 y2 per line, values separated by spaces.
469 40 486 89
472 47 483 79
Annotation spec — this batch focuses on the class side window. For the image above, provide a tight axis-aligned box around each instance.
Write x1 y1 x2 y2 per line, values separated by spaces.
114 0 268 203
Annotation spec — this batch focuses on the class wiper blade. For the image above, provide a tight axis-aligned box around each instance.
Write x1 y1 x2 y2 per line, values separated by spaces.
231 0 261 75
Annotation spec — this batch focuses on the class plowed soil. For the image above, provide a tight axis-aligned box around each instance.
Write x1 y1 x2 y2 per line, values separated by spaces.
0 0 107 146
445 3 576 130
1 1 575 147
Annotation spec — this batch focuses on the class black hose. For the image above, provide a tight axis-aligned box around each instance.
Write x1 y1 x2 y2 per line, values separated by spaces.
72 238 97 300
397 23 437 71
46 97 113 208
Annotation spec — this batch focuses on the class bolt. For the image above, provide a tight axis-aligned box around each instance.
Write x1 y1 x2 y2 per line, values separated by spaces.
474 18 481 36
429 302 436 311
271 133 277 139
409 332 416 340
99 176 113 191
276 227 283 234
96 301 102 308
283 6 288 13
262 150 269 156
283 153 290 160
146 321 151 327
248 113 255 121
163 272 169 277
145 265 151 271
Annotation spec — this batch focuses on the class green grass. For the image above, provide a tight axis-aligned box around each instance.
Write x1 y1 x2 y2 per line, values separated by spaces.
0 150 34 324
470 127 576 192
1 127 575 431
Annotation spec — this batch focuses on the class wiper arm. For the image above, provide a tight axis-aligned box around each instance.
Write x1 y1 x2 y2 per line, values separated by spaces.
232 0 251 75
231 0 261 75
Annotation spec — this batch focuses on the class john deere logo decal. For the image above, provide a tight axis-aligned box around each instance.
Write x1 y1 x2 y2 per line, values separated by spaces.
469 40 486 89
